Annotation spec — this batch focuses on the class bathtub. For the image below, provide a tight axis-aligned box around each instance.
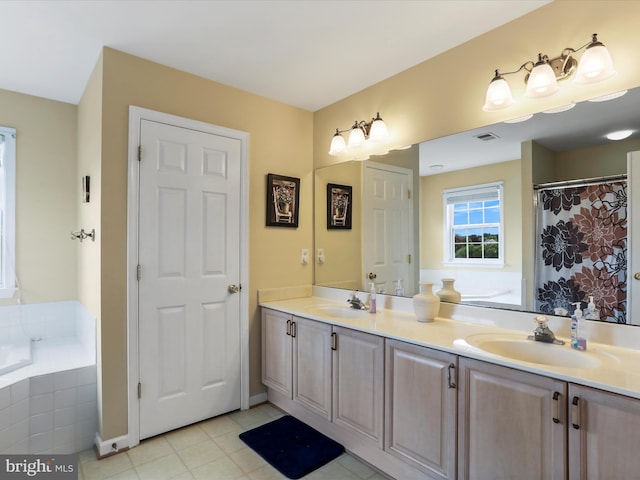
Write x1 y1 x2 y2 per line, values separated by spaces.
0 339 32 376
0 301 97 455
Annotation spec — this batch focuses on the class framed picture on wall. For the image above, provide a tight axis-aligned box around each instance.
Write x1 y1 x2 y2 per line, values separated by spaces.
266 173 300 228
327 183 352 230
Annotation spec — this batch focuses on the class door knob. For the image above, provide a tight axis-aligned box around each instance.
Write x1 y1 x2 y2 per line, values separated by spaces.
228 284 240 294
635 272 640 281
368 272 377 280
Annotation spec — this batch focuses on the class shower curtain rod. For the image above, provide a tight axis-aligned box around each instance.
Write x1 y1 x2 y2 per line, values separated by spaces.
534 174 627 191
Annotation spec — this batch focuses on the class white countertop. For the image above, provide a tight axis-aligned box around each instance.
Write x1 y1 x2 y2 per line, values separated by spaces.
260 294 640 400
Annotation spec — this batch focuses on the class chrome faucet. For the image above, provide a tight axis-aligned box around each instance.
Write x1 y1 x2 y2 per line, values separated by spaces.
528 315 564 345
347 292 367 310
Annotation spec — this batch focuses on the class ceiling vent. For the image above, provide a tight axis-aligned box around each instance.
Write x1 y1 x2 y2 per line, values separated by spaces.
474 132 500 141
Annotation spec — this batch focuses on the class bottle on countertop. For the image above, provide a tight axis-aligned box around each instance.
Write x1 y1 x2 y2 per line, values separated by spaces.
585 296 600 320
394 279 404 296
570 302 587 351
369 282 377 314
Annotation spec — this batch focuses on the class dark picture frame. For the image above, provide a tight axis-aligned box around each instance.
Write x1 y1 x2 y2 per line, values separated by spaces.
266 173 300 228
327 183 352 230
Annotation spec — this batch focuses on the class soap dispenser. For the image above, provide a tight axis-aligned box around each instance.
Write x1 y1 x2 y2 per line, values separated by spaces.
585 296 600 320
570 302 587 350
394 279 404 296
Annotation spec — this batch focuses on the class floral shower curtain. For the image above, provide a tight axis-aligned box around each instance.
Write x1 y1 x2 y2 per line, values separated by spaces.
535 180 627 323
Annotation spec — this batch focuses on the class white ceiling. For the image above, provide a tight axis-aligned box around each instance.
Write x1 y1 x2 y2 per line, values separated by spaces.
0 0 549 111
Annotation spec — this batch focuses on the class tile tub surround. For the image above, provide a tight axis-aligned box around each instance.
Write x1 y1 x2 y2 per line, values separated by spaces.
259 286 640 400
0 301 97 454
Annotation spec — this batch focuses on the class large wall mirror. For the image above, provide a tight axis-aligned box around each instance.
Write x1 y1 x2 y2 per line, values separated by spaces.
314 87 640 325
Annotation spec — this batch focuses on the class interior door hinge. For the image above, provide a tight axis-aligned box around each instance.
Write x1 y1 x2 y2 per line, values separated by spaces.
408 254 412 264
138 145 142 162
407 189 411 200
137 382 142 399
136 264 142 281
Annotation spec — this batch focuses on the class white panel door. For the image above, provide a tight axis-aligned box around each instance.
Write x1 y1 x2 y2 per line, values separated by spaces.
138 119 241 439
363 162 413 295
629 151 639 324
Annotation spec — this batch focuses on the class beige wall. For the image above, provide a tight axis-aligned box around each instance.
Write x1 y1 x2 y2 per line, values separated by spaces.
554 138 640 180
314 161 362 290
77 54 104 429
0 89 77 305
93 48 314 439
314 1 640 169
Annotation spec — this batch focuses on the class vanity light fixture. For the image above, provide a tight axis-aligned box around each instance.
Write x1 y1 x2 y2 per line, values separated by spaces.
329 112 389 156
483 33 616 112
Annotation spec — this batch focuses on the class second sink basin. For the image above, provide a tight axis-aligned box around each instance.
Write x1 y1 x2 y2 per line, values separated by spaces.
464 333 608 369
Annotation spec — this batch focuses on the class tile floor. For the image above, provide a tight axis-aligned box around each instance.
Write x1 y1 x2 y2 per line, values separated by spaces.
79 403 389 480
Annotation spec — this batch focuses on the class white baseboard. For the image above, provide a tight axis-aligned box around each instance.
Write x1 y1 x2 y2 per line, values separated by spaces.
249 392 268 407
95 432 130 458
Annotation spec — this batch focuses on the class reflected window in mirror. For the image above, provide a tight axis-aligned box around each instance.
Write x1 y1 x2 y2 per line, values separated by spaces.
0 127 16 298
443 182 504 266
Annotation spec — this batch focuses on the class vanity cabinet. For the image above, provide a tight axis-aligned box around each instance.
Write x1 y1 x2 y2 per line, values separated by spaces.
261 309 384 444
262 309 332 418
385 339 457 479
569 384 640 479
458 358 567 480
263 306 640 480
332 326 384 447
261 308 292 397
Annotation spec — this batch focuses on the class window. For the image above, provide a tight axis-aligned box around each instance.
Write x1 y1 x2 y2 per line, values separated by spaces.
0 127 16 297
443 182 504 266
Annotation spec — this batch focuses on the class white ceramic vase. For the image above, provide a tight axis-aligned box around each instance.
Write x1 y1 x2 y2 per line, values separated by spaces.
413 281 440 323
436 278 462 303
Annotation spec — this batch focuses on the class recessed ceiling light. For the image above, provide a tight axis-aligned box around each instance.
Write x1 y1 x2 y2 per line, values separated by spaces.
588 90 628 102
606 130 633 141
429 164 444 170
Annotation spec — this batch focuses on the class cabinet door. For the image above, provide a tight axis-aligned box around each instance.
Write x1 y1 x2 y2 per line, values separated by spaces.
261 308 292 397
458 358 567 480
569 384 640 479
332 326 384 447
293 316 332 419
385 339 457 480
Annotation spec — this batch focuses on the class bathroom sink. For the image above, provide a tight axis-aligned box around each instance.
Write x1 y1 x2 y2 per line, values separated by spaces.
464 333 606 369
314 305 371 318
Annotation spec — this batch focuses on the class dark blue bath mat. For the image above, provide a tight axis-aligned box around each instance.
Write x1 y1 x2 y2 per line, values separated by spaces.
239 415 344 479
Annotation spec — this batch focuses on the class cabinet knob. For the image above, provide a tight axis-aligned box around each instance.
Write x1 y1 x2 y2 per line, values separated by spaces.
634 272 640 281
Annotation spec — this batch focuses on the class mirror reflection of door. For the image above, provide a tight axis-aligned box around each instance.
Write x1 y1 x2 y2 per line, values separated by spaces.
363 162 414 295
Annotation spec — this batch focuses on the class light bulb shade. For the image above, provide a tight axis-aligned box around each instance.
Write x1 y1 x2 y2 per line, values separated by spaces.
482 76 514 111
348 126 366 149
525 61 559 98
574 44 616 84
369 117 389 142
328 132 347 155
